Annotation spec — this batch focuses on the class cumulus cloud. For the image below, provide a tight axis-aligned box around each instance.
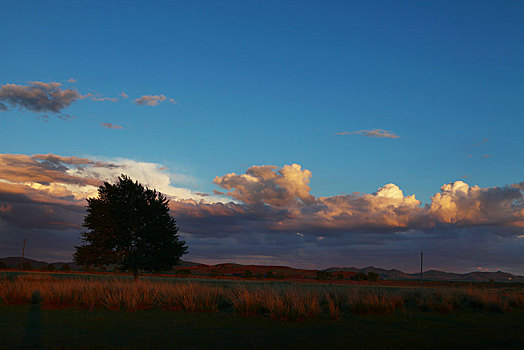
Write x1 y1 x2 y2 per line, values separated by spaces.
335 129 399 139
1 155 523 273
101 122 123 129
0 81 81 118
119 91 129 99
429 181 524 227
134 94 175 106
177 164 523 237
214 164 315 207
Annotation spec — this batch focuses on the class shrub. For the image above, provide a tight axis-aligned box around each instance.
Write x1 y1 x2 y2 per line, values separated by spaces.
0 261 7 269
17 262 33 271
47 264 56 271
61 264 71 272
367 272 380 281
316 271 334 280
243 270 253 278
179 269 191 276
351 272 367 281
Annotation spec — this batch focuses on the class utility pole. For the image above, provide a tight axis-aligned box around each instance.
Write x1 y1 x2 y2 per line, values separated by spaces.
19 238 26 275
420 250 424 287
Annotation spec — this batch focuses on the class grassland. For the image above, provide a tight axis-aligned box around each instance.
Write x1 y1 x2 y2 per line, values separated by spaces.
1 272 523 349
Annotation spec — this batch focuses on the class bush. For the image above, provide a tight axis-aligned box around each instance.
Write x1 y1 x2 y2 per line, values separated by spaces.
61 264 71 272
367 272 380 281
210 269 221 277
47 264 56 271
177 269 191 277
265 271 275 278
0 261 7 269
243 270 253 278
351 272 367 281
17 262 33 271
316 271 334 280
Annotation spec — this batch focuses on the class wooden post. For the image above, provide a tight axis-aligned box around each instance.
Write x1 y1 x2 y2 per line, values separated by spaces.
20 238 26 275
420 250 423 287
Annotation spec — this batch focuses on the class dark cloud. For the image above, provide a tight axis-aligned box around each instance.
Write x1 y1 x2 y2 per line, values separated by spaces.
0 81 82 118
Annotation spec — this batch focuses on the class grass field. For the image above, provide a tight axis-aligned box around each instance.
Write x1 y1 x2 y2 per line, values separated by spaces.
1 272 523 349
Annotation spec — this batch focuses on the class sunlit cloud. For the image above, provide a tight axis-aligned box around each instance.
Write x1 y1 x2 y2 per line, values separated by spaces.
101 122 123 129
84 92 118 102
335 129 399 139
119 91 129 99
1 155 523 272
134 94 176 106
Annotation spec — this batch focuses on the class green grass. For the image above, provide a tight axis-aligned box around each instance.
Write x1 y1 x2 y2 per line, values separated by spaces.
0 305 523 349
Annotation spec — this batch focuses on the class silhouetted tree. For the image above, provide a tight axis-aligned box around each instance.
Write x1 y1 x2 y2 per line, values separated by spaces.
74 175 188 280
61 263 71 272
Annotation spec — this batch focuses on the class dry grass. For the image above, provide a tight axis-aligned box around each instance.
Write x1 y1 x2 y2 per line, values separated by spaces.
1 274 522 321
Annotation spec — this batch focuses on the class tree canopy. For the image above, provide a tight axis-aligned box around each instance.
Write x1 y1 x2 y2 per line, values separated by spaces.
74 175 188 278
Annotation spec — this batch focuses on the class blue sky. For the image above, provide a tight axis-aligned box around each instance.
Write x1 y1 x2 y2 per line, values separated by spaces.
1 1 523 273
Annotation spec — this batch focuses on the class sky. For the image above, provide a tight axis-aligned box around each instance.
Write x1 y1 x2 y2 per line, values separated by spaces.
1 1 523 274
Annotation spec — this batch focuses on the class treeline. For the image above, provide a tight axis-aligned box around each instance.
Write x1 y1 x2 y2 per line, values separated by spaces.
0 261 71 272
316 271 380 281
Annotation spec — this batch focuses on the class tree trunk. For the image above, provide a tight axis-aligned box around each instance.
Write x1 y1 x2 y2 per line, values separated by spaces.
132 268 139 281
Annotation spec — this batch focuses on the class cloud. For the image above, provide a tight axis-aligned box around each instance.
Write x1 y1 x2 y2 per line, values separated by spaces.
134 94 175 106
67 78 77 83
474 138 491 146
335 129 399 139
0 154 107 188
0 204 12 213
101 122 123 129
1 155 523 273
119 91 129 99
428 181 524 227
84 93 118 102
214 164 315 208
0 81 82 118
0 152 232 258
178 164 523 237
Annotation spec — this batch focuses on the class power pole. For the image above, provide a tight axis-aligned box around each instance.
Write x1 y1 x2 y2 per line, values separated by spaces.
19 238 26 275
420 250 423 287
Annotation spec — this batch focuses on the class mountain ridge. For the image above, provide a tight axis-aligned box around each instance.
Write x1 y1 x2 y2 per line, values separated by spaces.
1 257 522 283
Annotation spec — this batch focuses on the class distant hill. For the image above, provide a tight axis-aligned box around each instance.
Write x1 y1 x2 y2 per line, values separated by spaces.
0 257 81 270
1 256 522 283
325 265 524 283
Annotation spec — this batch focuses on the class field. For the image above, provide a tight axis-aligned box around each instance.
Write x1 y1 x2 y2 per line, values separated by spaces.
1 272 523 349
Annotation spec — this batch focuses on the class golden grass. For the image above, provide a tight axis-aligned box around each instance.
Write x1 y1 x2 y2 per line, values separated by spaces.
1 275 522 321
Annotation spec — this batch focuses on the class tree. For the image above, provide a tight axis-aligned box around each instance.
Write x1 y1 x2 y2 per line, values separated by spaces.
74 175 188 279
